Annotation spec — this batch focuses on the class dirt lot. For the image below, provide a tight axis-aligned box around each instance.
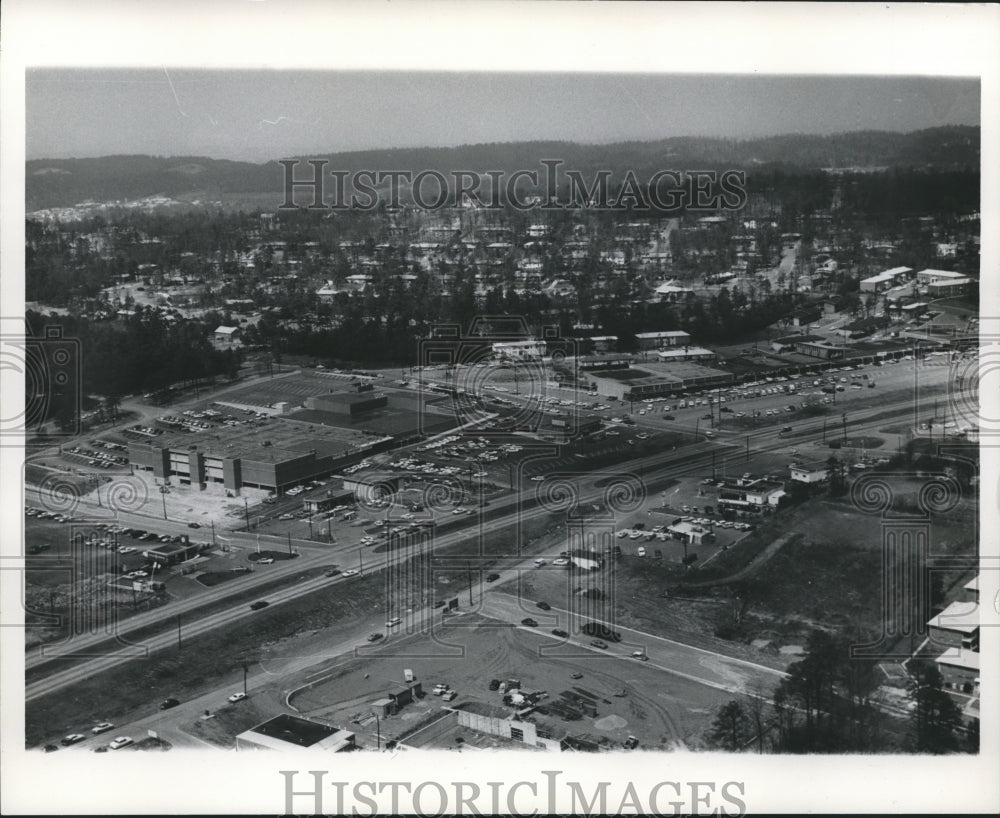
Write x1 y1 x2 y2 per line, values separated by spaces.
287 615 731 751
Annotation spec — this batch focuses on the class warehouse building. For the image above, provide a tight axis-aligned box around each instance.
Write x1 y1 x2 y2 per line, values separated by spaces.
128 417 380 496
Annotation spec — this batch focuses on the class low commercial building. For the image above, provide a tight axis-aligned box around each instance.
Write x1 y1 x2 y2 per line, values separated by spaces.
927 576 980 696
236 714 356 752
860 266 913 293
653 346 717 362
796 341 846 360
665 521 714 545
455 701 565 752
927 600 979 652
304 389 389 416
718 476 786 506
142 539 202 565
492 339 546 360
916 268 966 286
927 278 973 298
635 330 691 350
789 461 829 484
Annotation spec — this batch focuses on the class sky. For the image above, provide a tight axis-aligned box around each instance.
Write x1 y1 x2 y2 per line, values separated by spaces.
26 70 980 163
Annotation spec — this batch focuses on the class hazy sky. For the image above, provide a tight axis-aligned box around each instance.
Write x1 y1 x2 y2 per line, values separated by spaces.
26 70 980 163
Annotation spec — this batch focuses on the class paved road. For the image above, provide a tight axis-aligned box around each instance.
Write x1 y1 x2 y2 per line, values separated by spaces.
25 389 922 700
482 590 786 697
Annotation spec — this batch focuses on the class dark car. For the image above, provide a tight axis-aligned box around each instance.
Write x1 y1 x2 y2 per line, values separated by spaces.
486 573 501 583
488 679 501 691
521 618 538 627
159 698 180 710
536 601 551 611
590 639 608 649
187 522 201 529
367 633 384 642
324 568 341 577
552 629 569 638
250 600 269 611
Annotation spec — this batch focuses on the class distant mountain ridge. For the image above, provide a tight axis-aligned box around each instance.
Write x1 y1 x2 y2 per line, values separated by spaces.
26 125 979 211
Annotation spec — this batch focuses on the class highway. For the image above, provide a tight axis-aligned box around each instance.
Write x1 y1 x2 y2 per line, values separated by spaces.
24 389 923 704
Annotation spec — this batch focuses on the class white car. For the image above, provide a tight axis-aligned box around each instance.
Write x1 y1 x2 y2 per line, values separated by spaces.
386 617 402 628
257 558 274 565
637 547 647 557
529 476 545 482
553 558 569 566
227 692 247 703
108 736 133 750
91 722 114 735
342 569 359 577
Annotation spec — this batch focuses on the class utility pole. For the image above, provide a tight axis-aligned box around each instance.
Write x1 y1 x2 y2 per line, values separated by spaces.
466 562 474 607
745 436 750 462
842 413 848 444
210 520 216 548
244 498 250 531
177 614 182 650
286 532 292 555
359 549 364 576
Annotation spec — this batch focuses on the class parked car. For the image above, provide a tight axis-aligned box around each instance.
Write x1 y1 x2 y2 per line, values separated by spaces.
570 672 583 679
257 557 274 565
486 573 500 582
61 733 85 746
250 600 270 610
160 698 180 710
108 736 133 750
552 629 569 638
520 618 538 627
441 690 457 702
385 617 402 628
341 569 359 577
536 601 551 610
91 722 114 735
227 692 247 703
187 522 201 529
367 633 383 642
590 640 608 649
325 568 341 577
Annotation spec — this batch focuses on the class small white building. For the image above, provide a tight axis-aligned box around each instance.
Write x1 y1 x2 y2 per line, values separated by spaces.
789 461 829 484
213 325 242 347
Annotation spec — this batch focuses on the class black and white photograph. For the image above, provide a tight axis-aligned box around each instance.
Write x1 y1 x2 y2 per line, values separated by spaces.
2 1 998 814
